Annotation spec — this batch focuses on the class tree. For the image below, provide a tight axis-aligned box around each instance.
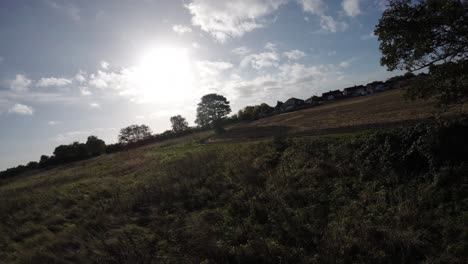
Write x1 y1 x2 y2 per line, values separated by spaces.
170 115 189 132
195 94 231 132
118 124 152 144
86 135 106 157
375 0 468 107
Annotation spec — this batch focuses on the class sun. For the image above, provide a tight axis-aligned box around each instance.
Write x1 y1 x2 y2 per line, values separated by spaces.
133 46 194 103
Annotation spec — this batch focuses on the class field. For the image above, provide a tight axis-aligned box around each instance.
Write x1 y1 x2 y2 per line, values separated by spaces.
1 89 467 263
214 89 465 142
1 117 467 263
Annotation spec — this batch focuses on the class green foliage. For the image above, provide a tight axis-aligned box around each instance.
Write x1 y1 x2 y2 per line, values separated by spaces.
375 0 468 106
86 136 106 157
195 94 231 128
238 103 274 121
170 115 189 132
118 124 152 144
1 119 467 263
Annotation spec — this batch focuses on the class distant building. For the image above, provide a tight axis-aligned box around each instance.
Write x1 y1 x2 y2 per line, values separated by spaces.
282 98 305 112
305 95 321 105
322 90 343 101
343 85 366 97
274 101 284 113
365 81 384 94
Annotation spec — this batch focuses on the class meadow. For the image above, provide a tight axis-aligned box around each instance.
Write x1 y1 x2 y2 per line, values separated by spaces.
1 117 467 263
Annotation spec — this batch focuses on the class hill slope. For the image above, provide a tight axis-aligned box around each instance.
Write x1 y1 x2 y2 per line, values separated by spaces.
214 89 465 141
1 118 467 263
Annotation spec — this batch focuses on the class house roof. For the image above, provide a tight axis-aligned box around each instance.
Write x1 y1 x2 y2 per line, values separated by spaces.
284 97 305 105
343 85 365 92
322 90 342 97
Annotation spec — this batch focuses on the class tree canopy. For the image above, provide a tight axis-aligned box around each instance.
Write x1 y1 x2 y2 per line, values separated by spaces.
118 124 152 144
195 94 231 129
170 115 189 132
375 0 468 106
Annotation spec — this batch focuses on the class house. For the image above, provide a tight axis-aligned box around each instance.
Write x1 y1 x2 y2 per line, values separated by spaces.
274 101 284 113
305 95 321 105
282 98 305 112
365 81 384 94
343 85 366 97
322 90 343 101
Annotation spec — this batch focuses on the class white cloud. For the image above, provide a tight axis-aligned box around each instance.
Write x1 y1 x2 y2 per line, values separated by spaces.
241 51 280 69
361 31 377 40
79 86 91 96
48 121 61 126
320 15 348 32
232 46 251 56
89 102 101 109
45 0 81 22
342 0 361 17
265 42 277 51
339 61 351 68
75 71 87 83
192 42 200 49
172 24 193 34
283 49 306 60
9 74 32 92
101 61 110 70
186 0 287 42
298 0 326 15
37 77 72 87
8 103 34 115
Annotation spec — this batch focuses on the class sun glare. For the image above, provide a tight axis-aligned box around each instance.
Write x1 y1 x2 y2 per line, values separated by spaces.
133 46 194 102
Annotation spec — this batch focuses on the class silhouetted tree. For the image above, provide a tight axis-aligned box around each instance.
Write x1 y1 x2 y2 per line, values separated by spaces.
86 135 106 157
170 115 189 132
195 94 231 133
39 155 50 168
53 142 89 163
118 124 152 144
375 0 468 106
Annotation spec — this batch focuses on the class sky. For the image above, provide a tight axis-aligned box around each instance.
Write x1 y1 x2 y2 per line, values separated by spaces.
0 0 399 170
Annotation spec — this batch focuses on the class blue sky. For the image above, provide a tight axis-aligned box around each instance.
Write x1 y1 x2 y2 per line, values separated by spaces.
0 0 398 170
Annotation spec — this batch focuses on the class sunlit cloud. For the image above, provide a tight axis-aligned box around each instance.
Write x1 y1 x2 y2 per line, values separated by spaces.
172 24 193 34
342 0 361 17
100 61 110 70
45 0 81 23
232 46 251 56
186 0 287 42
9 74 32 92
283 49 307 60
89 102 101 109
320 15 348 32
48 120 61 126
298 0 326 15
8 103 34 115
37 77 72 87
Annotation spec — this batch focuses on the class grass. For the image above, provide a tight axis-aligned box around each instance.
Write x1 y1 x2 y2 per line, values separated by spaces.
211 89 466 142
1 118 467 263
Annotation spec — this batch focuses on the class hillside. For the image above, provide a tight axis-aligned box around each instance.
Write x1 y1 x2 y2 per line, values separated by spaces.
1 117 467 263
214 89 465 141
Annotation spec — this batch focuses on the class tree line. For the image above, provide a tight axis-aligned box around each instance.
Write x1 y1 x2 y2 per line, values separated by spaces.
0 94 233 179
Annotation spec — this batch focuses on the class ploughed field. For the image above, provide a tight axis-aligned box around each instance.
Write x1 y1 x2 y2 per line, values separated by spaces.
214 89 466 141
0 118 467 263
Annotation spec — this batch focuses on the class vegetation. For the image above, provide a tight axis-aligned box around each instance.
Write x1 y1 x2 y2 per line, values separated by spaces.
118 124 152 144
0 118 467 263
375 0 468 107
195 93 231 133
237 103 274 121
170 115 189 132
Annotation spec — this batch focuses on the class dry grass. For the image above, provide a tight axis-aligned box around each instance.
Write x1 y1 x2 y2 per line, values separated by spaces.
214 89 466 141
